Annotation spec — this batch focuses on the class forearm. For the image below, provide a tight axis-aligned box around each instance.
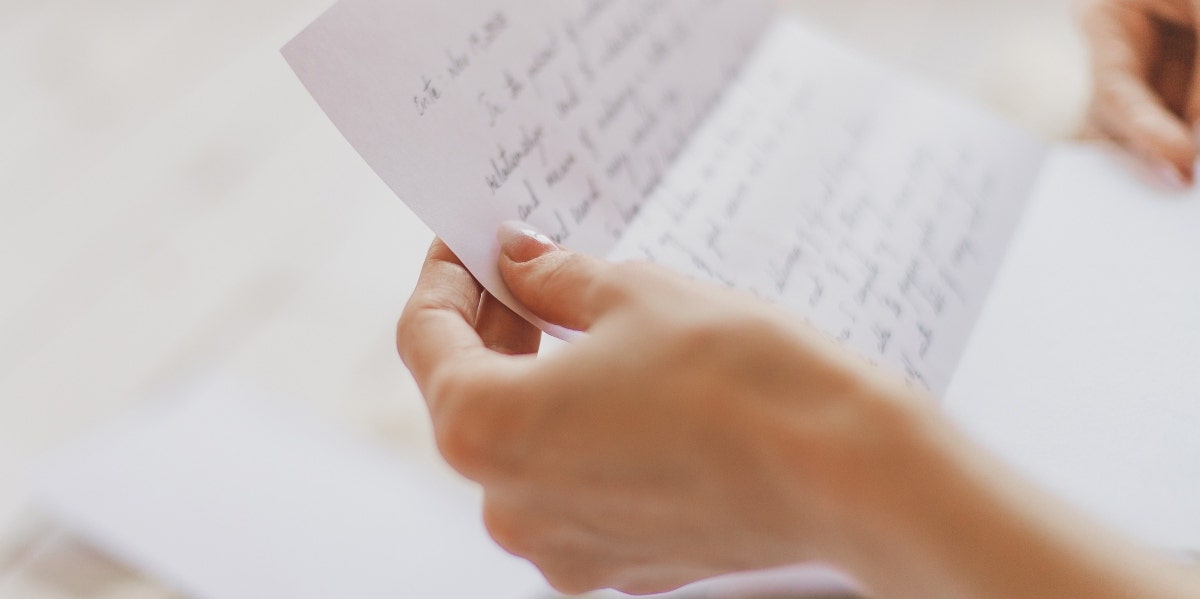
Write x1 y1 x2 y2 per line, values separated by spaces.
841 403 1200 599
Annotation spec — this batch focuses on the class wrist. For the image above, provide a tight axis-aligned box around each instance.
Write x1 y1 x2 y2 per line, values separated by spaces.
803 380 951 563
760 367 948 569
798 383 1200 599
781 381 1011 596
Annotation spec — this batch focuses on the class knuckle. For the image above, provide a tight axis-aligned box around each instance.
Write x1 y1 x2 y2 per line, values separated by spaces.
587 273 632 309
428 370 528 479
540 571 581 596
676 308 774 349
520 545 616 596
394 313 408 357
482 500 533 556
541 252 595 291
394 299 456 366
428 375 497 476
664 308 810 389
675 312 732 345
539 564 607 597
587 262 651 307
433 415 487 477
615 580 681 596
394 305 421 360
610 260 667 284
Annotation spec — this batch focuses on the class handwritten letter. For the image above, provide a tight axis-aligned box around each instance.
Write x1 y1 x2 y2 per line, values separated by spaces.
608 22 1046 392
285 0 775 336
286 6 1045 392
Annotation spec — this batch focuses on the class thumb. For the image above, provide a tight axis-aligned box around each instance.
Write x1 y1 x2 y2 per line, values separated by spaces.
496 221 626 332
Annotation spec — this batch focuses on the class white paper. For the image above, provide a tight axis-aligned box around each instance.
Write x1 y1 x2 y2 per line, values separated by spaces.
284 0 775 338
945 145 1200 551
281 0 1200 580
607 20 1045 393
34 378 551 599
286 7 1045 393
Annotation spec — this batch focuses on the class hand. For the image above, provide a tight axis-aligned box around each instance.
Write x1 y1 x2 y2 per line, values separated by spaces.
1081 0 1200 188
395 224 932 595
397 224 1200 598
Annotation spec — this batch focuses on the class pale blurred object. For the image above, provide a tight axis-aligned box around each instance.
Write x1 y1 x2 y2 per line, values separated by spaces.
0 1 1084 598
34 377 549 599
945 145 1200 553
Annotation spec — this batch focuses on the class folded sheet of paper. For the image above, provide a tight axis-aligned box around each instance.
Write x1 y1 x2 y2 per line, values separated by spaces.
284 1 1045 396
35 378 856 599
282 0 1200 568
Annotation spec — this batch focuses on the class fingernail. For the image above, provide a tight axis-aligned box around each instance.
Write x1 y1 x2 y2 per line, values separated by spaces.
1154 162 1188 192
497 221 558 263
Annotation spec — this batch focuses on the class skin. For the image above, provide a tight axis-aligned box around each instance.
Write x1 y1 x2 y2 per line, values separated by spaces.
1081 0 1200 187
397 228 1200 597
392 2 1200 594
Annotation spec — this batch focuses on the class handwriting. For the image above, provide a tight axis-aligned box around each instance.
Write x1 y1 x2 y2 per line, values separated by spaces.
438 0 770 251
607 20 1042 394
412 11 510 116
291 0 1038 391
286 0 778 339
485 126 546 194
413 76 441 116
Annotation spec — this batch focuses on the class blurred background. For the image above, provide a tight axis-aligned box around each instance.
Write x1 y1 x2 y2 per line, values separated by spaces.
0 0 1086 597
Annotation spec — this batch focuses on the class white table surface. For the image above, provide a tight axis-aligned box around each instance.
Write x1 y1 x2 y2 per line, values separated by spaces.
0 1 1086 597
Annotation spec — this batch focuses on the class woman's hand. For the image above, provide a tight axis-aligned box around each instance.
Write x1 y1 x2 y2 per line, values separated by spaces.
398 224 1200 598
396 224 932 595
1081 0 1200 188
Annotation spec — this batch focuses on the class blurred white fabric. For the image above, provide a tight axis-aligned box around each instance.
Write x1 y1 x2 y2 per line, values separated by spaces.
0 1 1084 597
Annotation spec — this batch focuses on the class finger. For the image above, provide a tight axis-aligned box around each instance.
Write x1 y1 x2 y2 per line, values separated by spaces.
1185 1 1200 125
1142 0 1195 23
1079 118 1109 140
496 221 631 331
397 239 506 398
475 291 542 355
1084 2 1196 181
1098 65 1196 183
1155 30 1194 116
